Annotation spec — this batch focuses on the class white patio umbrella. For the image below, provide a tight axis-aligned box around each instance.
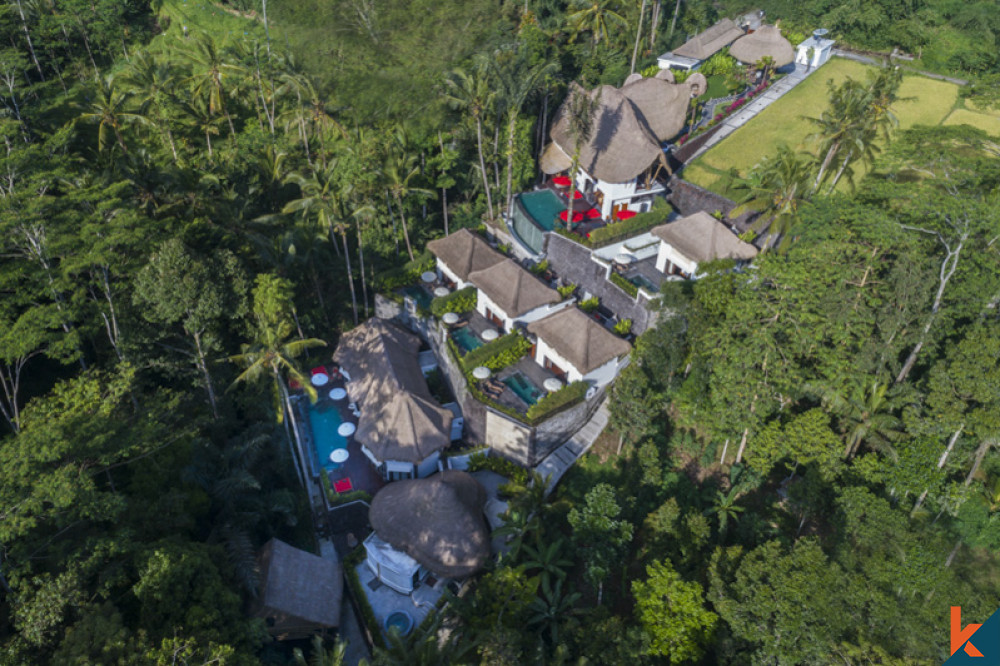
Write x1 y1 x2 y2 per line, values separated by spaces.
481 329 499 342
472 366 491 380
330 448 349 464
434 286 450 298
338 422 356 437
329 387 347 401
543 378 564 392
420 271 437 283
442 312 460 325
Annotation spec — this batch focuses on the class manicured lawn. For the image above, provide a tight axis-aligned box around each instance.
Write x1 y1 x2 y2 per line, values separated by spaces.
704 74 730 100
684 57 962 197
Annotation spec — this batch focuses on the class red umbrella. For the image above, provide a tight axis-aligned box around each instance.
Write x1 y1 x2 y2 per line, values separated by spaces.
585 208 602 219
616 209 637 221
573 190 583 200
558 210 584 223
552 175 571 187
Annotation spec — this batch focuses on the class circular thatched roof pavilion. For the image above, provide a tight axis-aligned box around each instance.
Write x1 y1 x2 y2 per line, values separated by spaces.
729 25 794 67
369 470 490 578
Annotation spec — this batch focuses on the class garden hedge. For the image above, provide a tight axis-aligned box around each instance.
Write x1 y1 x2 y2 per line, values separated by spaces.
460 333 531 372
525 381 589 422
610 272 639 298
430 286 477 317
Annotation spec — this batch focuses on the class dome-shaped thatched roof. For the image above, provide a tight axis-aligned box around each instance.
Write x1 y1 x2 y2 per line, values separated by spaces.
620 77 691 142
654 68 676 83
729 25 794 67
686 72 708 98
623 72 643 86
369 471 490 578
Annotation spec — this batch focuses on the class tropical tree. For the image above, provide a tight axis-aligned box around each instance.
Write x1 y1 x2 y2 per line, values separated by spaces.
813 381 904 459
730 145 814 248
76 75 148 154
444 66 495 223
521 537 571 589
634 559 717 662
182 33 242 140
180 96 223 158
527 578 581 646
568 0 627 45
563 84 600 232
283 161 360 323
123 51 179 161
383 145 434 261
705 487 744 541
293 635 346 666
229 274 325 487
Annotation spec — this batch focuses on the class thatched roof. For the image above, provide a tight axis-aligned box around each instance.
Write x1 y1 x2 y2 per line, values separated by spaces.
620 77 692 142
673 18 745 60
468 259 561 317
369 471 490 578
539 141 573 175
427 229 504 282
654 68 676 83
686 72 708 98
550 84 665 183
651 211 758 263
623 72 643 86
333 319 451 463
253 539 342 640
333 319 426 406
356 389 452 464
729 24 794 66
527 307 631 374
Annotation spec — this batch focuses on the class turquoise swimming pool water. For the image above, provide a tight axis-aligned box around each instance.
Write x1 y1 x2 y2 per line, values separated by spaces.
503 372 544 405
629 274 660 292
519 190 564 231
308 402 347 471
451 327 483 354
402 285 433 310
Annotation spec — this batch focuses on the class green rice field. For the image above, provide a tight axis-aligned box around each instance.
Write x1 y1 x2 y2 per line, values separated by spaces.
683 57 1000 197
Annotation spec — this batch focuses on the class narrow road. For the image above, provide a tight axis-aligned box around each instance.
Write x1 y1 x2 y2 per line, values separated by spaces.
832 48 968 85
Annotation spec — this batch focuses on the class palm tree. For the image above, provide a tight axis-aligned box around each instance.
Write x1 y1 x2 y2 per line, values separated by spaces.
491 50 556 222
123 52 179 161
730 145 814 249
521 537 571 588
812 381 904 460
182 33 243 140
630 0 649 74
228 282 325 488
76 75 149 155
180 96 223 158
563 84 600 232
293 635 346 666
383 147 434 262
283 162 360 324
568 0 626 45
444 66 495 223
527 578 582 645
808 78 867 191
705 487 744 541
494 508 540 561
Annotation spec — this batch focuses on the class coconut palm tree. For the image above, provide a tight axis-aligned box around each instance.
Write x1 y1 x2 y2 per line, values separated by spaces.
283 162 360 324
122 52 179 161
293 635 346 666
383 146 434 262
568 0 627 45
563 84 601 231
521 537 572 589
730 145 814 249
182 33 243 140
228 276 325 488
179 96 223 159
76 75 149 155
705 487 744 541
528 578 582 646
444 66 495 223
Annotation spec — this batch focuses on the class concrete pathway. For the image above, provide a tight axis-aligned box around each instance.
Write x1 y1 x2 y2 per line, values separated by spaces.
318 538 371 665
686 63 814 163
536 399 610 495
832 48 968 85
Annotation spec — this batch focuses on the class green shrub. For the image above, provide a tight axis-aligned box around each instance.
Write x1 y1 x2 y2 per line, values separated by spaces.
530 259 550 275
461 333 531 372
343 546 386 649
329 489 373 506
375 252 435 291
466 452 529 485
525 381 589 422
557 283 577 299
700 50 736 76
430 286 477 317
579 297 599 313
588 201 671 247
613 318 633 336
610 272 639 298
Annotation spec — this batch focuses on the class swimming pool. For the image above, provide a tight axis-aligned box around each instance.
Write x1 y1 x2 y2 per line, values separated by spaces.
401 285 433 310
307 401 348 471
451 327 483 354
628 273 660 293
503 372 544 405
519 190 564 231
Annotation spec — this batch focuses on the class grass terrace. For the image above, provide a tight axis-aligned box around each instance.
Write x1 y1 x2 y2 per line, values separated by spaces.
682 58 1000 197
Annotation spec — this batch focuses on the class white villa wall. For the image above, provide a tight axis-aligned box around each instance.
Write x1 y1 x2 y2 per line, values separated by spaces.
436 259 468 289
796 39 835 68
533 337 623 388
475 289 571 333
362 447 440 481
655 241 698 277
416 451 441 478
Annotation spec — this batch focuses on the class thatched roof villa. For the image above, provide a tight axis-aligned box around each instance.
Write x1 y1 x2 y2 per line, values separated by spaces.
652 211 758 278
252 539 342 641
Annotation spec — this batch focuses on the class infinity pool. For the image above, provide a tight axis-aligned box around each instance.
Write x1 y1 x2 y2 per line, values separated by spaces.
308 401 347 471
503 372 544 405
451 327 483 354
402 285 433 310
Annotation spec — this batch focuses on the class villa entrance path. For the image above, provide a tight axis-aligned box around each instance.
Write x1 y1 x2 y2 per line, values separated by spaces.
684 62 813 164
536 398 609 496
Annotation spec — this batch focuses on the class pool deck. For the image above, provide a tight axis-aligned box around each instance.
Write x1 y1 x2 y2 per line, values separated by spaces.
491 358 561 414
355 561 444 641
